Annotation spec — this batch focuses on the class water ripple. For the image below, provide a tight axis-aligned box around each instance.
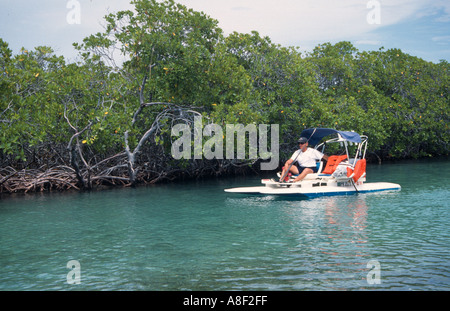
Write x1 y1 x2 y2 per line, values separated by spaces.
1 160 449 290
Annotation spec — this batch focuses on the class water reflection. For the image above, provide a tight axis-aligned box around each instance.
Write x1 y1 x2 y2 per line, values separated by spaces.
281 195 371 289
1 159 449 290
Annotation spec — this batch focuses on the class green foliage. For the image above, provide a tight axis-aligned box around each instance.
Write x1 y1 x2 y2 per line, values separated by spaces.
0 42 67 160
1 0 448 174
302 42 449 158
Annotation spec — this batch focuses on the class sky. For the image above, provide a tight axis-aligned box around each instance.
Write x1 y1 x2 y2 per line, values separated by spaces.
0 0 449 63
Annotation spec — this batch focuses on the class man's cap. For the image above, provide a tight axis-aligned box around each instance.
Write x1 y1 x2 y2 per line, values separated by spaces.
298 137 308 144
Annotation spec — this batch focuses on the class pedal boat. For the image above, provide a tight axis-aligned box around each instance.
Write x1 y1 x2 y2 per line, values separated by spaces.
224 128 401 198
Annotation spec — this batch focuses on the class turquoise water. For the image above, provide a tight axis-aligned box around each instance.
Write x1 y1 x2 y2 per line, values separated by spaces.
0 159 449 290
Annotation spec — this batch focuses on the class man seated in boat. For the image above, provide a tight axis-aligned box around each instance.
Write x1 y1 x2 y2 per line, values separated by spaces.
279 137 329 183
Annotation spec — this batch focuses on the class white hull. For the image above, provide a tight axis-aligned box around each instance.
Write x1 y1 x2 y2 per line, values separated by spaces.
224 180 401 198
224 128 402 199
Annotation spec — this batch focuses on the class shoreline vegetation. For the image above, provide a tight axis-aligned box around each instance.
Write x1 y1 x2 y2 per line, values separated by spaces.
1 0 448 194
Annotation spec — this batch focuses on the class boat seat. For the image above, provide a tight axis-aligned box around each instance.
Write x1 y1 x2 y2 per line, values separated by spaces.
321 155 348 175
346 159 367 182
316 161 323 173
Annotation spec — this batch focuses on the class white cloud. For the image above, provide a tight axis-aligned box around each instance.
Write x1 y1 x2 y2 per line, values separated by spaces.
355 40 383 46
176 0 428 46
432 36 450 44
1 0 448 61
0 0 134 60
415 0 450 21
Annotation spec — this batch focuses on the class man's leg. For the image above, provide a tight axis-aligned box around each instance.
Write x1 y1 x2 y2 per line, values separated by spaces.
293 168 314 182
280 164 300 182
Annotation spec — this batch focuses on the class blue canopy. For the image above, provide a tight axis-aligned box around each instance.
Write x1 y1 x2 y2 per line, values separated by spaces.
300 128 362 146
